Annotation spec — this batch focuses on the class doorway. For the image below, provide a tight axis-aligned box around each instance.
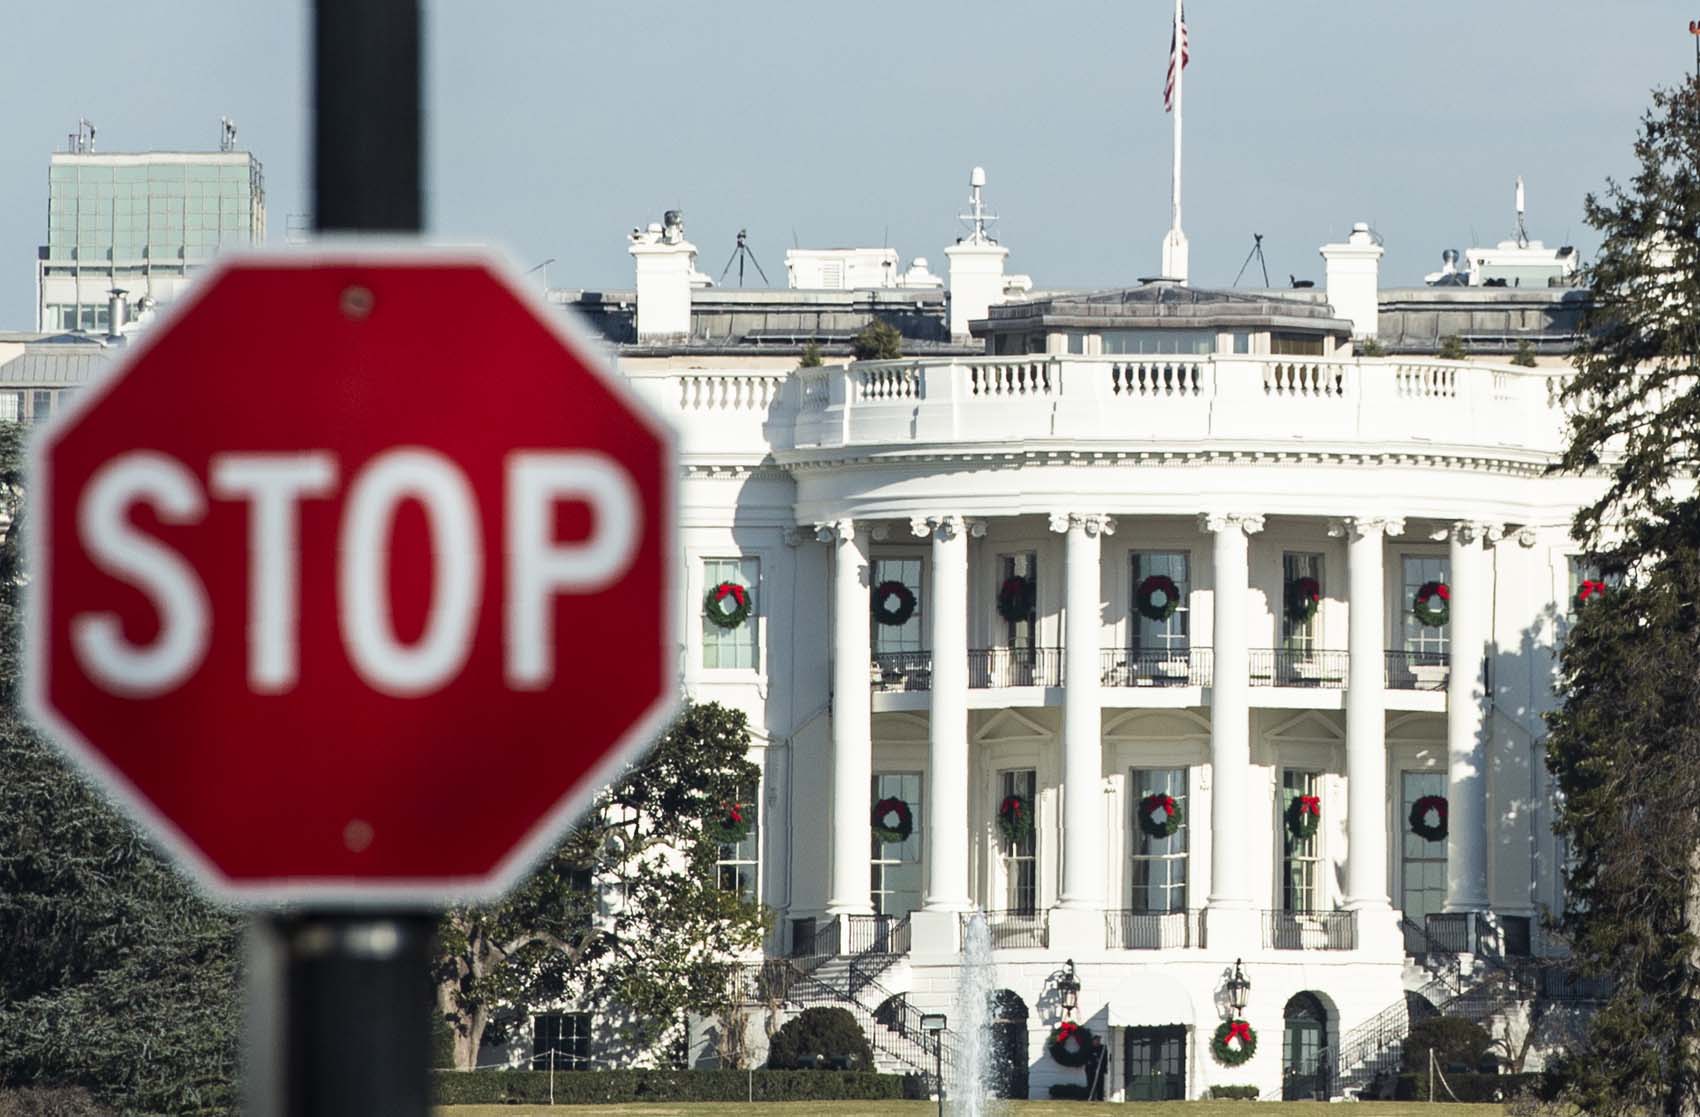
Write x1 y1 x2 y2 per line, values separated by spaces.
1123 1026 1186 1101
988 990 1029 1099
1282 993 1331 1100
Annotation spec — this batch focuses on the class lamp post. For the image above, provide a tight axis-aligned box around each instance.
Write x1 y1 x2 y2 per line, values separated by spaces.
1057 958 1081 1017
921 1013 947 1117
1226 958 1251 1017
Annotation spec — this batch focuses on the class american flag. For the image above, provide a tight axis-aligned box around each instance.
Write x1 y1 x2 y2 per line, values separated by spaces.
1163 5 1189 113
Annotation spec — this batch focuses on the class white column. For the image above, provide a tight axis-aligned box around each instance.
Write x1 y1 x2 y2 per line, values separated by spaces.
1444 521 1494 912
821 519 873 917
1202 513 1263 911
916 514 973 911
1051 512 1114 909
1332 516 1404 910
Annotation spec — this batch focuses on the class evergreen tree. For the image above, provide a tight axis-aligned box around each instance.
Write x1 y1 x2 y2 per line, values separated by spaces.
1436 334 1467 360
799 340 823 368
0 424 243 1115
1511 338 1538 367
434 701 766 1068
850 319 902 361
1548 76 1700 1117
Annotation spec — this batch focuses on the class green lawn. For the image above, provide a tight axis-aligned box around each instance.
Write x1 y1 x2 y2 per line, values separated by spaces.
438 1104 1504 1117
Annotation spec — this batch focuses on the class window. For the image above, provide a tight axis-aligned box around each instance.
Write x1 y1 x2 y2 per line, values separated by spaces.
1280 770 1322 912
870 772 922 918
716 784 759 902
1565 555 1618 620
1400 771 1446 925
0 392 21 422
998 552 1037 650
1231 331 1251 354
532 1012 591 1071
1271 333 1325 356
1400 555 1450 655
872 556 924 655
1129 767 1188 913
701 557 758 670
1131 551 1190 653
999 769 1038 914
1065 331 1086 355
31 391 53 424
1101 329 1214 355
1281 552 1324 652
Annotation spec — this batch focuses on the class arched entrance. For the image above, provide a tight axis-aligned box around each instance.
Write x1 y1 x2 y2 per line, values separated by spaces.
1282 992 1331 1100
988 990 1029 1099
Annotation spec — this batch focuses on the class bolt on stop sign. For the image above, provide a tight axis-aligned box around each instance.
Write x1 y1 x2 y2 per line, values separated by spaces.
26 248 677 905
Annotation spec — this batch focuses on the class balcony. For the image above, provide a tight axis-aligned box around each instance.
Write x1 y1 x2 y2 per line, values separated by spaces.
1262 909 1357 950
968 646 1063 688
871 651 932 692
1101 647 1212 687
1385 650 1450 691
787 353 1564 458
965 909 1049 949
1248 648 1348 688
1105 909 1206 949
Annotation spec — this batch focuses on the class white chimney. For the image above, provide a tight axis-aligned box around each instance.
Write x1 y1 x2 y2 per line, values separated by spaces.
944 166 1010 341
628 210 698 339
1319 222 1384 340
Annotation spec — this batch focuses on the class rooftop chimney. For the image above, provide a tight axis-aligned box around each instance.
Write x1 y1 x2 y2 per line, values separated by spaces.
628 210 698 339
944 166 1010 340
1319 222 1384 340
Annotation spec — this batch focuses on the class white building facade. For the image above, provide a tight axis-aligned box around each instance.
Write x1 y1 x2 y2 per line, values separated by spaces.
589 199 1600 1101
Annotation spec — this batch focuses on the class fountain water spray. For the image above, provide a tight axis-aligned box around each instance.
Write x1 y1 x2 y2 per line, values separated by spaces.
948 911 1004 1117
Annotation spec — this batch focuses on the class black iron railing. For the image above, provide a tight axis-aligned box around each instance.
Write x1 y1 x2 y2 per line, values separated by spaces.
1262 909 1357 950
1100 646 1212 687
966 909 1049 949
1104 909 1205 949
870 651 931 692
789 915 840 958
968 646 1063 688
1422 911 1484 955
1384 650 1449 691
842 913 911 956
1248 648 1349 688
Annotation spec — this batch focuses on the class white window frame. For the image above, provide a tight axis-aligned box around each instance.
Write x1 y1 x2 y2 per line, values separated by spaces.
700 556 760 672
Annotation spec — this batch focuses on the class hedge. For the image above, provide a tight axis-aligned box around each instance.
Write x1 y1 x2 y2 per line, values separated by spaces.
1208 1085 1260 1100
1049 1084 1090 1100
1394 1071 1547 1102
432 1069 922 1105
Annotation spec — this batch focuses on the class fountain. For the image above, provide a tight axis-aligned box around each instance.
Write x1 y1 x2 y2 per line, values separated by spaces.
947 911 1003 1117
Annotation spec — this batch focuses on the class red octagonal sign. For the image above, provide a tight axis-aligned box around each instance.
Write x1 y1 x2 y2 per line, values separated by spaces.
26 248 676 905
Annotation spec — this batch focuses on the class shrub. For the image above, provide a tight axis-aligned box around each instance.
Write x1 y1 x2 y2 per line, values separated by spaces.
851 320 902 361
1394 1070 1547 1103
1208 1084 1260 1099
0 1088 115 1117
430 1015 457 1069
1510 338 1538 367
1049 1083 1090 1099
1437 334 1467 360
765 1006 875 1070
430 1069 915 1105
1400 1016 1494 1074
800 341 823 368
1356 337 1386 358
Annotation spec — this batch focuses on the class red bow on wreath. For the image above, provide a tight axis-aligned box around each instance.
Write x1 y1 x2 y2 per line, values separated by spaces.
1296 795 1320 817
1155 794 1176 816
1002 797 1023 816
1056 1021 1077 1041
725 803 743 824
1577 579 1607 604
715 583 748 607
1225 1020 1253 1047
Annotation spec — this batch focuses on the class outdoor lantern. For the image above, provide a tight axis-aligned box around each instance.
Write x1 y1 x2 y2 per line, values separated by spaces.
1058 958 1081 1014
1226 958 1251 1014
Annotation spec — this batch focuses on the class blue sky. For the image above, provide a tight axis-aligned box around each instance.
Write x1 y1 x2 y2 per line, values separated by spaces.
0 1 1688 327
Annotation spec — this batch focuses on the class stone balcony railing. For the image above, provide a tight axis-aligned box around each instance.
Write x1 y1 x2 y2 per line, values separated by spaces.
788 354 1569 455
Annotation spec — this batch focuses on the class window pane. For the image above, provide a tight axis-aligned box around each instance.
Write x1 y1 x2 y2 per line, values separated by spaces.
1132 551 1190 652
1129 767 1188 912
870 772 923 918
872 556 924 654
1400 771 1447 922
1281 770 1321 911
701 557 759 670
1000 769 1037 913
1401 554 1450 654
1281 552 1323 651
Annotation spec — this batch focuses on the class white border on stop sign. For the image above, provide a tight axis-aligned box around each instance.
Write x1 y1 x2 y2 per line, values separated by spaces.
22 240 681 910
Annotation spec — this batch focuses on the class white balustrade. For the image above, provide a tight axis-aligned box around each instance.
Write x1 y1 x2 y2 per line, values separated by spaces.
966 359 1060 398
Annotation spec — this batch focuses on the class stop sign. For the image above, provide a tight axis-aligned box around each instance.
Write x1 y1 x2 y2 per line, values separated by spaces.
26 248 676 905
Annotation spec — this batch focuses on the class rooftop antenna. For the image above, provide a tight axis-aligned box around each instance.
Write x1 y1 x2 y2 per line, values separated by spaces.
959 166 998 245
718 228 770 288
220 116 238 152
1514 176 1529 248
73 117 95 153
1233 233 1270 287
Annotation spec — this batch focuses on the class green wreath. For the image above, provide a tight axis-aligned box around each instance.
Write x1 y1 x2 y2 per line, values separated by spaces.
708 801 750 844
872 580 917 626
1409 795 1448 842
1284 576 1321 624
1137 792 1182 839
871 797 913 844
1285 795 1321 841
704 581 752 629
1413 580 1450 627
1575 578 1607 611
1047 1021 1094 1068
997 575 1036 623
1135 574 1182 622
997 795 1034 846
1211 1020 1257 1066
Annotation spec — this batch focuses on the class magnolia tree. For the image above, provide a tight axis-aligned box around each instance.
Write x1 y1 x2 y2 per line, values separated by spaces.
434 701 766 1069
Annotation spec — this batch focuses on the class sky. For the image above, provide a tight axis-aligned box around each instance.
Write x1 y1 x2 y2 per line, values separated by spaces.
0 0 1690 329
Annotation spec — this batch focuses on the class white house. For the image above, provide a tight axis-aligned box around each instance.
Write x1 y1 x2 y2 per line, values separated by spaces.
534 176 1605 1101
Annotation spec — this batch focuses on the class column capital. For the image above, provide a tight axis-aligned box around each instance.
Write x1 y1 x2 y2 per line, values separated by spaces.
908 514 985 541
814 518 857 544
1047 512 1116 537
1327 516 1406 542
1198 512 1265 536
1431 521 1502 546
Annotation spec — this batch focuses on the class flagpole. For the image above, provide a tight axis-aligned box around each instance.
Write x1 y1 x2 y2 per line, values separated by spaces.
1172 0 1182 238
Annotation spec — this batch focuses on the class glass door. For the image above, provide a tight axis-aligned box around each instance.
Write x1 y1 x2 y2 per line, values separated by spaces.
1123 1026 1186 1101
